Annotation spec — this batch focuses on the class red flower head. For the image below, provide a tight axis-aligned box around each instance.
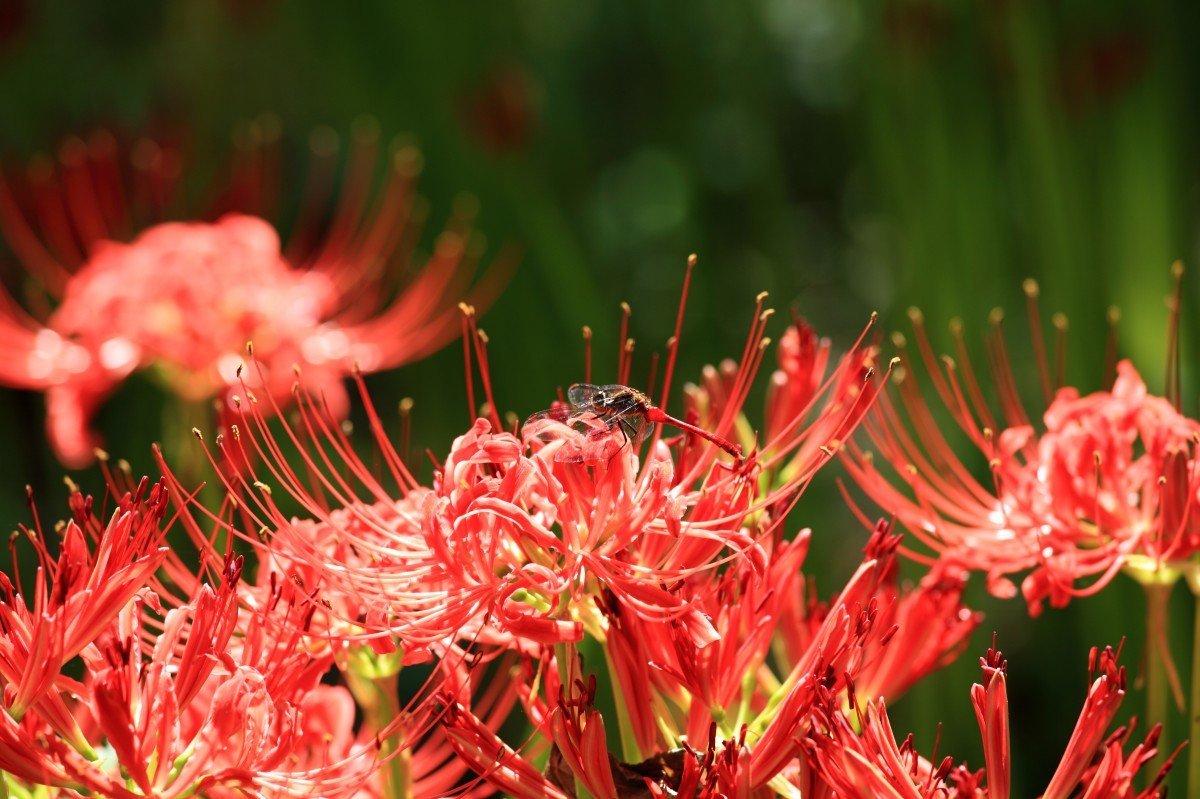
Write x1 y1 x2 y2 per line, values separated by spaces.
438 519 976 799
191 261 883 662
0 478 170 744
804 640 1176 799
0 126 507 467
0 549 387 799
845 287 1200 614
165 262 890 798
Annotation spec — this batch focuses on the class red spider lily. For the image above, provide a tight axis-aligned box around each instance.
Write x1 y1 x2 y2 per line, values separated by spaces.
440 521 969 799
0 551 387 799
0 126 507 467
775 531 980 710
804 641 1177 799
685 313 882 489
134 459 521 799
844 292 1200 613
762 317 831 447
597 521 975 781
0 478 170 744
177 265 884 661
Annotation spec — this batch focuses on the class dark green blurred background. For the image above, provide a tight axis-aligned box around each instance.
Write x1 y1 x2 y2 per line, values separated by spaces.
1 0 1198 793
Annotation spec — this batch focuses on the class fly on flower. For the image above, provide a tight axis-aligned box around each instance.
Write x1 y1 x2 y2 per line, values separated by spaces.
524 382 744 464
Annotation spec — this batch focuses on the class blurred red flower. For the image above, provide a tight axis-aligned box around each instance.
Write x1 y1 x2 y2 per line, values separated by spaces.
0 126 507 467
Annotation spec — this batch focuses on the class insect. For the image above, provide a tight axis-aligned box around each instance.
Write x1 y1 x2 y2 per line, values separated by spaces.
525 383 743 463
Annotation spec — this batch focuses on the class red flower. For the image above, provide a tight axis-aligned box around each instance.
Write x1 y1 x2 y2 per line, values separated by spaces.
0 478 169 737
438 520 973 799
0 128 506 466
845 298 1200 613
805 641 1176 798
0 550 387 799
191 270 882 660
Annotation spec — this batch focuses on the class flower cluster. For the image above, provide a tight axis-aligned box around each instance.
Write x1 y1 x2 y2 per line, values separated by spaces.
121 269 1168 797
0 480 374 798
0 129 1186 799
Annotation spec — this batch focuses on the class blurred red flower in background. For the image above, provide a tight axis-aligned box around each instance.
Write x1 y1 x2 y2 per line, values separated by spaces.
0 124 508 466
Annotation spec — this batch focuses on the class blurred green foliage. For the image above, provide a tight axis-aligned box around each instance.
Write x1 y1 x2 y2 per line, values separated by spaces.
0 0 1198 793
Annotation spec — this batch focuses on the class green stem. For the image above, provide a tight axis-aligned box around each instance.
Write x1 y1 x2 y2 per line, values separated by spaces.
345 670 412 799
555 640 594 799
1188 575 1200 796
601 644 643 763
1145 581 1171 778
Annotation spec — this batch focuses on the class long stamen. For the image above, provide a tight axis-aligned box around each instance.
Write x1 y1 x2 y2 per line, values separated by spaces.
617 301 631 381
657 253 697 410
618 338 635 387
1103 306 1121 387
459 303 477 423
472 327 503 431
581 325 592 385
1052 312 1068 391
1166 261 1184 411
1023 278 1054 404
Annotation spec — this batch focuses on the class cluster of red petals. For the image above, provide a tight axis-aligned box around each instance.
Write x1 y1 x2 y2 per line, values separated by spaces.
0 477 517 799
433 520 979 798
144 290 994 797
0 127 504 466
847 303 1200 613
197 303 885 656
805 642 1173 799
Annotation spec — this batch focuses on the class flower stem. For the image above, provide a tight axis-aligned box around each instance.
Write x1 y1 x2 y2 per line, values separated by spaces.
1186 570 1200 797
1145 581 1171 777
345 669 412 799
371 676 413 799
554 641 594 799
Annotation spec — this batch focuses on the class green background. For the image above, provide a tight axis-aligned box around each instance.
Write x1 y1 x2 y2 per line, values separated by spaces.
1 0 1198 793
